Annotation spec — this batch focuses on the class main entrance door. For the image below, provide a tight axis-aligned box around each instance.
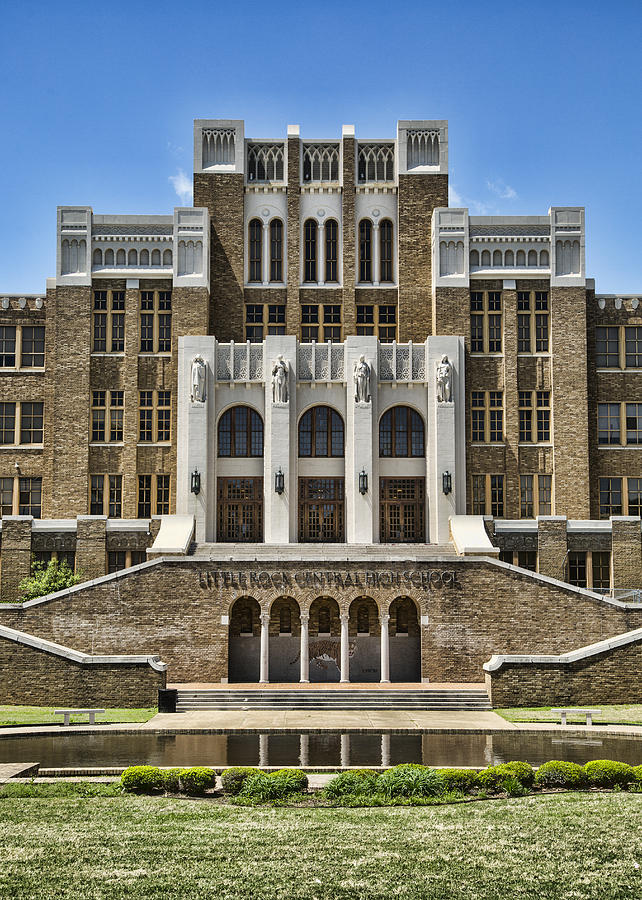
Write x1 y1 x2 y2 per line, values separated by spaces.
379 478 425 542
298 478 345 542
217 477 263 542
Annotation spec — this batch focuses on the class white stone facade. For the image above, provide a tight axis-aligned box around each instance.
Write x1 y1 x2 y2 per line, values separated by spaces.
177 335 466 544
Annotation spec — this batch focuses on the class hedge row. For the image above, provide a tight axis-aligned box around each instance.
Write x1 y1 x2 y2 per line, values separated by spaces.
121 760 642 799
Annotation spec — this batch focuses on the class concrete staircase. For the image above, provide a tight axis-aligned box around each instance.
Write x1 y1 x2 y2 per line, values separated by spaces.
190 543 459 561
175 687 491 712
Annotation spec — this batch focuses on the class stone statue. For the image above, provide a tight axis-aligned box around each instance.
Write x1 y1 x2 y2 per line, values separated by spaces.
353 355 371 404
190 356 206 403
436 355 453 403
272 354 289 404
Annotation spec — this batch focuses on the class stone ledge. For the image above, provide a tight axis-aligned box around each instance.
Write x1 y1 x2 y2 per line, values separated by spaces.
484 626 642 672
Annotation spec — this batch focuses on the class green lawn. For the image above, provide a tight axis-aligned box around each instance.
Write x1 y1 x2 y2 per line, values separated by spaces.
0 792 641 898
497 705 642 726
0 706 157 726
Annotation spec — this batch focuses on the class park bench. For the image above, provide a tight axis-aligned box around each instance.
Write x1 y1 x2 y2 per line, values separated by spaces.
54 708 105 726
551 708 601 727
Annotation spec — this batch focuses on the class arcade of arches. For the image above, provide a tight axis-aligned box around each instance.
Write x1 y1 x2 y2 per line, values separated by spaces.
229 595 420 683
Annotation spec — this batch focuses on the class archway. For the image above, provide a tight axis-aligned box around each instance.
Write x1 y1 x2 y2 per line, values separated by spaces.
268 596 301 682
307 596 341 682
228 596 261 682
348 596 380 682
389 596 421 682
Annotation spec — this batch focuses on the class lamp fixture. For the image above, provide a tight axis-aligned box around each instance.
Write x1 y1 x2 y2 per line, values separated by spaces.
190 469 201 495
359 469 368 495
275 468 285 494
442 471 452 496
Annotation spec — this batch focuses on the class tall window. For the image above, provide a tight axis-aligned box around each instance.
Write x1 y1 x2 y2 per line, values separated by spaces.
0 327 16 367
519 474 552 517
626 327 642 368
304 219 317 282
359 220 372 283
93 291 125 353
471 392 503 443
301 305 319 342
90 474 122 517
471 474 504 517
139 391 171 443
248 219 262 283
137 474 170 517
323 305 341 342
596 402 642 446
245 304 264 343
298 479 344 542
599 477 623 517
269 219 283 282
596 326 620 368
218 406 264 457
325 219 338 283
380 478 425 542
470 292 502 353
517 291 549 353
299 406 344 457
91 391 123 443
519 391 550 443
379 219 393 282
0 402 43 445
379 407 424 457
140 291 172 353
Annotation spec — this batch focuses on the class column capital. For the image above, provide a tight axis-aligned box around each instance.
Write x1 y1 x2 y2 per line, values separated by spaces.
260 612 270 626
340 613 350 624
379 614 390 626
299 612 310 625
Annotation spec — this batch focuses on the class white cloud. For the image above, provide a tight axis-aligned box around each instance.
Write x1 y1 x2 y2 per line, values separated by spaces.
449 184 463 206
169 169 193 205
486 178 517 200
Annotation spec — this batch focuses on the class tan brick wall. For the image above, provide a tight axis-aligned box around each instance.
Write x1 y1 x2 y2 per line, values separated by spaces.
286 137 301 336
0 517 32 601
341 136 357 336
75 516 107 581
486 638 642 706
537 517 568 578
0 636 164 707
611 518 642 588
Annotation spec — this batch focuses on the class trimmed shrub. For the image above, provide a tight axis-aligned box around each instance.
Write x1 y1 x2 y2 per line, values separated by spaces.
324 770 378 799
631 765 642 786
584 760 634 789
534 760 587 789
221 767 263 795
502 775 529 797
477 762 534 793
434 768 479 794
240 770 307 802
178 767 216 796
376 764 445 799
162 768 184 793
120 766 164 793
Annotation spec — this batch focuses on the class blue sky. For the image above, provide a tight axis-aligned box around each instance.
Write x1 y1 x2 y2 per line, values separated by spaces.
1 0 640 293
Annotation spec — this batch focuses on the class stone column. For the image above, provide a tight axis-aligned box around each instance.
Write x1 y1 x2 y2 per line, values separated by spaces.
380 614 390 683
537 516 568 579
381 733 391 768
340 733 350 767
299 734 309 767
262 222 270 285
372 223 380 286
263 335 297 543
317 222 325 286
259 734 269 768
340 613 350 683
299 613 310 683
259 613 270 683
345 336 378 543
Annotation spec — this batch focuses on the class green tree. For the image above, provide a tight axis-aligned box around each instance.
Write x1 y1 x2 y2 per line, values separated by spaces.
18 559 84 602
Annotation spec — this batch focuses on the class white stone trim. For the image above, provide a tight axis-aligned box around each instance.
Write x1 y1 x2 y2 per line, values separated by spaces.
0 624 167 671
484 626 642 672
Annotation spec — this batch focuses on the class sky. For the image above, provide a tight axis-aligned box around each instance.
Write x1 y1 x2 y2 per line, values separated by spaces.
1 0 641 293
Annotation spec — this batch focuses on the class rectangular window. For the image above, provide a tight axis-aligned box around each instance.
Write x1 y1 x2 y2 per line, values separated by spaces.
538 475 552 515
137 474 152 518
267 304 286 335
520 475 534 518
90 474 104 515
156 474 170 514
301 305 319 342
592 551 611 591
90 474 122 517
246 304 263 323
356 306 375 336
110 292 125 352
18 477 41 517
536 391 550 442
471 474 504 516
626 403 642 444
245 325 263 343
91 391 123 443
519 391 532 442
91 391 106 442
598 403 621 444
137 474 170 517
517 551 537 572
20 326 45 367
0 402 16 444
138 391 171 443
471 391 503 442
518 292 549 353
107 551 127 574
108 474 122 517
140 291 172 353
596 326 620 368
535 292 550 352
470 292 502 354
20 402 43 444
625 326 642 368
109 391 123 442
490 474 504 517
599 477 622 517
0 477 14 516
628 478 642 517
520 473 552 517
93 290 125 353
325 220 338 283
471 392 485 442
139 391 153 442
157 391 171 442
378 305 397 343
471 474 486 515
568 551 587 588
0 326 16 367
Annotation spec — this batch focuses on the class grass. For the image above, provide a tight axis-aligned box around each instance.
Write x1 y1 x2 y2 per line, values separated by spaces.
497 705 642 726
0 705 157 726
0 792 640 898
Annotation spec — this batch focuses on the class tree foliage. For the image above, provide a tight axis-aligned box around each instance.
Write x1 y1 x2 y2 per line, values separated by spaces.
18 559 84 602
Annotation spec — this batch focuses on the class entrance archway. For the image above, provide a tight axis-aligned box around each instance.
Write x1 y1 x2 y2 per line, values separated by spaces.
268 596 301 682
228 596 261 682
348 596 380 682
389 596 421 682
308 596 341 682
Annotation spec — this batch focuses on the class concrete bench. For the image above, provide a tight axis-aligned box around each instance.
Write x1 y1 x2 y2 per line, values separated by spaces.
551 708 601 727
54 709 105 726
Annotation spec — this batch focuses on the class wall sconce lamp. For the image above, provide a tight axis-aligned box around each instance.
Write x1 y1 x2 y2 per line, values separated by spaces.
275 468 285 495
359 469 368 495
190 469 201 495
442 471 452 496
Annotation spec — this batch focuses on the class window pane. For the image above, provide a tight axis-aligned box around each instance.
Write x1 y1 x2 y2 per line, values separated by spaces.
21 326 45 367
0 403 16 444
596 326 619 367
0 326 16 367
599 477 622 517
598 403 621 445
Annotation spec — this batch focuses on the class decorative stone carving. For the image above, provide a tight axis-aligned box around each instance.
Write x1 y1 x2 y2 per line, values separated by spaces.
190 357 207 403
436 355 453 404
271 355 289 404
353 355 371 404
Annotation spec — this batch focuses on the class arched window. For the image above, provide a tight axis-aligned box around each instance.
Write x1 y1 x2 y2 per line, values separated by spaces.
379 406 425 457
239 606 253 634
396 603 409 634
359 220 372 282
152 249 161 266
128 249 137 266
299 406 344 457
380 219 393 282
470 249 479 267
505 249 514 266
270 219 283 282
105 248 114 265
218 406 264 457
163 249 173 266
357 604 370 634
279 605 292 634
325 219 338 283
93 249 102 266
493 249 502 267
481 249 491 266
318 606 331 633
116 249 126 266
248 219 262 283
304 219 317 282
516 250 526 266
540 249 550 266
528 249 538 266
140 249 149 265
